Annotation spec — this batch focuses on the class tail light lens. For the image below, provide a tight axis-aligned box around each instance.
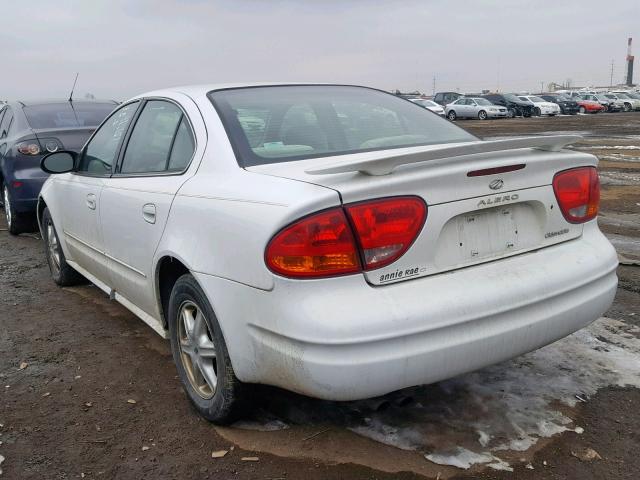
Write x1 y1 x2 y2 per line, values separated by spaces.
266 196 427 278
553 167 600 223
345 197 427 270
17 142 41 155
265 208 361 278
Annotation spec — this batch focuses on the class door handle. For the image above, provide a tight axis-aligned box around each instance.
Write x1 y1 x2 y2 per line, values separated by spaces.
142 203 156 224
86 193 96 210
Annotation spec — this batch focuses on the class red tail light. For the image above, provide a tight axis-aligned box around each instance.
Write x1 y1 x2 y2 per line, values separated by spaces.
345 197 427 270
265 208 361 278
266 197 427 278
552 167 599 223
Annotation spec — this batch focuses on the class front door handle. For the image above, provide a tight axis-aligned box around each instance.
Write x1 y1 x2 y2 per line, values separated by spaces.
142 203 156 224
86 193 96 210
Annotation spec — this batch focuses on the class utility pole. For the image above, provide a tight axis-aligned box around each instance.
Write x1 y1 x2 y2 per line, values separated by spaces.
610 59 615 87
540 81 544 93
432 75 436 96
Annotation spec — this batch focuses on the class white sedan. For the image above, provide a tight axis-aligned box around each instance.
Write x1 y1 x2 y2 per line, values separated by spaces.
445 97 508 120
518 95 561 116
37 84 618 423
409 98 446 116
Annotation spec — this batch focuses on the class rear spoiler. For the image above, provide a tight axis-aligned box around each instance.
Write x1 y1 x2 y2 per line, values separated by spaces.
305 135 582 176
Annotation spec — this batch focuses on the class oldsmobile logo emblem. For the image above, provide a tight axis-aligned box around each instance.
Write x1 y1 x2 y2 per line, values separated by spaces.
489 179 504 190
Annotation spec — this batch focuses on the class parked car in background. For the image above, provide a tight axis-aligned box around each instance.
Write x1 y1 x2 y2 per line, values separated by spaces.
433 91 464 106
445 97 507 120
37 83 617 424
539 94 580 115
0 100 117 234
609 92 640 111
410 98 445 116
574 96 605 114
591 94 622 112
518 95 561 116
481 93 534 117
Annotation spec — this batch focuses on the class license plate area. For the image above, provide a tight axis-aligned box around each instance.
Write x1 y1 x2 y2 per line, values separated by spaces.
457 207 519 260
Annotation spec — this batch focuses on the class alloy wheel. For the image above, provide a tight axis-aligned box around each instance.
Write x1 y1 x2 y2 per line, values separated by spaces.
177 300 218 399
46 220 61 274
3 186 11 228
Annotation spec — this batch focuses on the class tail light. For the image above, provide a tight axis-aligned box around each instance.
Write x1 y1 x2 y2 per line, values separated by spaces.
552 167 599 223
345 197 426 270
17 142 41 155
265 197 427 278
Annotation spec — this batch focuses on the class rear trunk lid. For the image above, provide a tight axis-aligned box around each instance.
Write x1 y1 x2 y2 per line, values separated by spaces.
32 127 96 151
248 137 597 286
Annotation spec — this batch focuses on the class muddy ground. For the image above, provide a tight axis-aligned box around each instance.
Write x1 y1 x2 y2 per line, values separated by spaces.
0 113 638 479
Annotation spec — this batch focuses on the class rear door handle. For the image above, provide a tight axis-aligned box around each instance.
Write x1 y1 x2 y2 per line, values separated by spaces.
86 193 96 210
142 203 156 224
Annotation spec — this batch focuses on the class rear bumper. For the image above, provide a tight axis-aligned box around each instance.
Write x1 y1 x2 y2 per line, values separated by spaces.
2 160 48 213
196 224 618 400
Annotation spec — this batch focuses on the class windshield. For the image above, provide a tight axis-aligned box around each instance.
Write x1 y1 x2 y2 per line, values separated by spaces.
556 95 571 101
22 102 116 129
473 98 493 106
209 85 477 167
529 96 544 102
616 93 630 99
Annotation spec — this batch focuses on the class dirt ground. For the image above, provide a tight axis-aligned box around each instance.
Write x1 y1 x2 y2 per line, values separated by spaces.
1 113 639 479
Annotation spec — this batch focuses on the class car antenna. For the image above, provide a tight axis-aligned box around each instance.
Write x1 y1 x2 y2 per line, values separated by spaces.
68 72 79 102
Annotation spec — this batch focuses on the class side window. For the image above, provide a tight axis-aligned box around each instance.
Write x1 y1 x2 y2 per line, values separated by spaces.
79 102 138 174
0 108 14 139
120 100 184 174
167 118 195 171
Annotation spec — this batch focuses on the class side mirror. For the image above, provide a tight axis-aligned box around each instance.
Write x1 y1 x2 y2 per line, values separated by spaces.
41 151 77 174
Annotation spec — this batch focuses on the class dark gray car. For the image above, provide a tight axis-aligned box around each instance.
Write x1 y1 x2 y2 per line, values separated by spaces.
0 100 117 233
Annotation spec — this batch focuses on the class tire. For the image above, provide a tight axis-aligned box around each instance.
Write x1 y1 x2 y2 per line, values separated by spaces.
168 273 244 424
447 110 457 121
579 106 586 114
3 183 31 235
478 110 488 120
42 207 85 286
533 107 541 116
624 103 632 112
507 108 516 118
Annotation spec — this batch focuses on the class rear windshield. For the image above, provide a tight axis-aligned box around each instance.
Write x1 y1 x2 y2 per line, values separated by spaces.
209 85 476 167
22 102 116 129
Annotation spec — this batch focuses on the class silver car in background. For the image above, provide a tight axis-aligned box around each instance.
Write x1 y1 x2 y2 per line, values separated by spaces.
445 97 508 120
410 98 445 116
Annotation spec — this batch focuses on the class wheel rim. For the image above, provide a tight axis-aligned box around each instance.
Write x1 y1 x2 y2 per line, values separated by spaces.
448 112 455 120
580 107 585 114
479 111 487 120
3 187 11 228
46 220 61 273
177 300 218 399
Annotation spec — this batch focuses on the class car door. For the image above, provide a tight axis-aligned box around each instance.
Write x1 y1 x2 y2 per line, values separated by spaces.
54 101 140 286
100 97 200 319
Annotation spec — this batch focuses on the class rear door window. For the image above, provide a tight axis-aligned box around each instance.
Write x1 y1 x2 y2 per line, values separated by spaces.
120 100 183 174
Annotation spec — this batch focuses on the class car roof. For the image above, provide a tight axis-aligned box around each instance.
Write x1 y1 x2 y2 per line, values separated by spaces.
14 99 118 107
134 82 364 100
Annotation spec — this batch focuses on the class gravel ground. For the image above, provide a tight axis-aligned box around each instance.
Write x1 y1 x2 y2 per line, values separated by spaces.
0 112 638 479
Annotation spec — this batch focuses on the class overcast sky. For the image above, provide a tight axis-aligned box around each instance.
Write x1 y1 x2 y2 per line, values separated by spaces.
1 0 638 101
